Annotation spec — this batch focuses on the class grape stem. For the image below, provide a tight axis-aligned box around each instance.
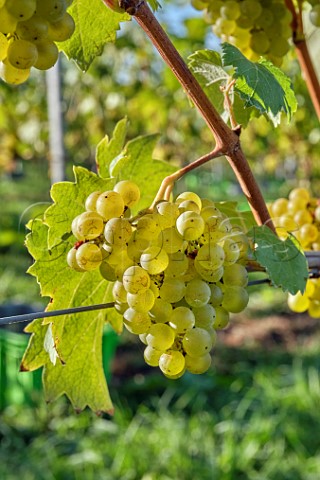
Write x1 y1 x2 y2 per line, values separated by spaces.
220 79 238 130
285 0 320 119
103 0 276 233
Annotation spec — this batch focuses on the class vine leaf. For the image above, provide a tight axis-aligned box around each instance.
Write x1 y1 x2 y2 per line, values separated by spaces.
221 43 297 126
21 218 115 414
58 0 130 71
248 225 308 294
96 118 128 179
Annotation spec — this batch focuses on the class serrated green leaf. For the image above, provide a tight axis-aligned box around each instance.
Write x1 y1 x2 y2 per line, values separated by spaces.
45 166 114 250
58 0 130 71
221 43 297 126
96 118 128 178
22 218 115 414
248 225 308 294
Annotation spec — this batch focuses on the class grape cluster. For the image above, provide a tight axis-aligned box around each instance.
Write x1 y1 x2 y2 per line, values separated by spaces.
269 187 320 318
193 0 294 65
0 0 75 85
67 181 250 378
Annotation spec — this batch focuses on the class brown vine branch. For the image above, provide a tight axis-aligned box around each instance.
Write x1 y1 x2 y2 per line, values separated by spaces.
285 0 320 119
103 0 276 233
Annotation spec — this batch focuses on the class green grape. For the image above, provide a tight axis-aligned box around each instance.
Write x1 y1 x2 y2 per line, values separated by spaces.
185 352 211 374
289 187 310 202
287 291 309 313
221 237 240 265
196 243 225 270
192 304 216 329
315 206 320 223
96 190 125 221
169 306 195 334
7 39 38 69
213 17 236 35
223 264 248 287
144 345 163 367
222 286 249 313
250 31 270 54
16 15 49 42
180 258 199 282
99 260 117 282
209 284 224 307
72 211 104 240
165 252 189 277
158 227 184 254
126 289 155 312
176 211 205 241
127 233 150 263
255 8 274 28
297 224 318 247
140 246 169 275
178 200 201 214
6 0 36 21
213 306 230 329
185 278 211 308
308 300 320 319
0 7 18 33
146 323 175 350
159 350 186 376
220 1 241 20
175 191 202 210
114 180 140 208
106 247 133 275
293 210 313 228
236 14 255 29
310 5 320 27
182 327 213 357
268 36 290 57
47 12 75 41
114 301 128 316
194 260 224 283
0 33 8 61
85 191 102 212
240 0 262 19
123 308 151 335
270 198 288 216
150 298 173 323
34 39 59 69
112 280 128 304
0 59 30 84
66 247 85 272
230 27 251 48
36 0 67 22
156 201 180 229
75 243 103 271
139 333 148 345
159 278 186 303
200 205 221 221
104 217 132 246
136 214 161 241
122 265 150 294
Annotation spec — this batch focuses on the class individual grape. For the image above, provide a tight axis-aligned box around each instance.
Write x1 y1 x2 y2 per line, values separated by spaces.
6 0 36 21
250 31 270 54
135 214 161 241
72 211 104 240
287 291 309 313
185 352 212 374
229 27 251 48
240 0 262 19
146 323 175 350
99 260 117 282
297 224 318 247
169 306 195 334
271 198 288 217
222 286 249 313
104 217 132 246
0 59 30 84
36 0 67 22
126 289 155 312
194 261 224 283
0 7 18 33
209 284 224 307
47 12 75 41
156 201 180 228
34 39 59 69
114 301 128 316
0 33 8 61
139 333 148 345
192 304 216 329
213 306 230 329
176 211 205 241
221 237 240 265
85 191 102 212
315 206 320 223
75 243 103 271
255 8 274 29
159 350 186 376
175 191 202 210
159 278 186 303
182 327 213 357
123 308 151 334
178 199 201 215
144 345 163 367
196 243 225 270
140 246 169 275
200 205 221 221
7 39 38 69
185 278 211 308
106 246 133 273
126 232 150 262
96 191 125 221
165 252 189 277
112 280 128 304
223 264 248 287
122 265 150 294
289 187 310 202
220 1 241 20
158 227 184 254
66 247 85 272
235 14 254 29
269 36 290 57
16 15 49 42
308 300 320 318
114 180 140 208
310 5 320 27
213 17 236 35
150 298 173 323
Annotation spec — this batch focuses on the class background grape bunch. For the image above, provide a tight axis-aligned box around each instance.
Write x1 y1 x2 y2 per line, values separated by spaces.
0 0 75 85
192 0 320 66
67 181 250 378
269 187 320 318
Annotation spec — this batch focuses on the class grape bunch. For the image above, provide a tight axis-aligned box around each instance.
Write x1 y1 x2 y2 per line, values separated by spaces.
193 0 295 66
67 181 250 378
0 0 75 85
269 187 320 318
